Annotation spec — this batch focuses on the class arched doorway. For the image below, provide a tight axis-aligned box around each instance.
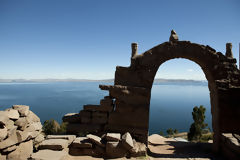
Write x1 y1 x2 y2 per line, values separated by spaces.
149 58 211 136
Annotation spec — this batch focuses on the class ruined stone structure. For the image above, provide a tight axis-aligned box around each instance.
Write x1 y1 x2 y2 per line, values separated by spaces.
64 30 240 156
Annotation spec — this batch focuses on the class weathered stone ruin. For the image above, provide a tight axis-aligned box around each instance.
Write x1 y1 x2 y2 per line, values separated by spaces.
0 30 239 159
63 30 240 159
0 105 44 160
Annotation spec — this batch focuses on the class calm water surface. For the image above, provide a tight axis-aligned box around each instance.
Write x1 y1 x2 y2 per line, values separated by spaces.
0 82 211 135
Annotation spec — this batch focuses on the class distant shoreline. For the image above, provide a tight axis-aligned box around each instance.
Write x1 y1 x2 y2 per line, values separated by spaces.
0 78 207 84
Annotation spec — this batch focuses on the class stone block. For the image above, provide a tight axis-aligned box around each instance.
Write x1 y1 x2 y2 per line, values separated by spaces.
105 133 121 142
5 108 19 120
130 140 146 157
25 122 42 132
106 141 127 158
31 149 68 160
94 144 105 156
26 111 40 123
108 111 148 128
71 137 92 148
66 123 102 134
87 134 105 147
0 154 6 160
14 117 28 130
62 113 81 123
0 111 10 126
0 126 7 141
83 105 100 111
38 139 69 151
69 148 95 156
7 140 33 160
104 124 148 135
81 116 91 124
0 129 18 149
92 112 108 124
121 132 134 150
34 133 45 145
2 145 17 153
12 105 29 117
5 119 14 130
46 135 76 145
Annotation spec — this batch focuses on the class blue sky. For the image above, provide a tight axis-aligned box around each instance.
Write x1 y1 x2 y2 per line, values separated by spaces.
0 0 239 80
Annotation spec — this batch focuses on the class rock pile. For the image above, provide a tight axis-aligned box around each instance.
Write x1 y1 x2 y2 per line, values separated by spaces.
69 132 146 158
0 105 44 160
30 132 146 159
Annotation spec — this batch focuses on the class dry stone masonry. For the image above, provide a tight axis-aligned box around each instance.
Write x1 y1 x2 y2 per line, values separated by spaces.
63 30 240 159
0 105 44 160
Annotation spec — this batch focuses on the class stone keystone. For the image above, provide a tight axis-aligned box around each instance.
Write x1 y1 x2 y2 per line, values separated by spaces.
87 134 105 147
121 132 134 150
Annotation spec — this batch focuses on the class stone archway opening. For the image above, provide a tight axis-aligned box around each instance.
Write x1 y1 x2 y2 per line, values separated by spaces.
149 58 212 138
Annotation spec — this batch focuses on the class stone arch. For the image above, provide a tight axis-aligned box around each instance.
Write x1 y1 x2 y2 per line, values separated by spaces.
108 32 240 151
65 31 240 153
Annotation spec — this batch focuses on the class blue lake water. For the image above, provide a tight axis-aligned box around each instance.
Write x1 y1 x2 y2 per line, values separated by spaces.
0 82 211 135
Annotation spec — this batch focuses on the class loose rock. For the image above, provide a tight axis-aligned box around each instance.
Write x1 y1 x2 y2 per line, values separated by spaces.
12 105 29 117
121 132 134 150
7 140 33 160
71 137 92 148
87 134 105 147
5 109 19 120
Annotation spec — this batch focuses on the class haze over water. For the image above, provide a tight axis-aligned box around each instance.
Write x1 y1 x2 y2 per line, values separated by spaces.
0 81 211 135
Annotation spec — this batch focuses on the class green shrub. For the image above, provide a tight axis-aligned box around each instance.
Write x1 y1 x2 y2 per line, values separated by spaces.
42 119 67 135
188 105 208 142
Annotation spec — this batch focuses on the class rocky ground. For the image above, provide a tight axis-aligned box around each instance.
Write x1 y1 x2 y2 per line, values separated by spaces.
65 134 225 160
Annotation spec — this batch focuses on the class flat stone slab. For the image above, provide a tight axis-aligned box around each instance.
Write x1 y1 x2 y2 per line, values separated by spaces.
71 137 92 148
39 139 69 151
105 133 121 141
87 134 104 147
31 149 68 160
47 135 76 145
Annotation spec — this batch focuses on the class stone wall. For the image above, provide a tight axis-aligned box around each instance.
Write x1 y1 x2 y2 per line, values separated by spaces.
0 105 44 160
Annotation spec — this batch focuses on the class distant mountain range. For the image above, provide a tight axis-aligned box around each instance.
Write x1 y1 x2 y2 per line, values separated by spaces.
0 78 207 84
